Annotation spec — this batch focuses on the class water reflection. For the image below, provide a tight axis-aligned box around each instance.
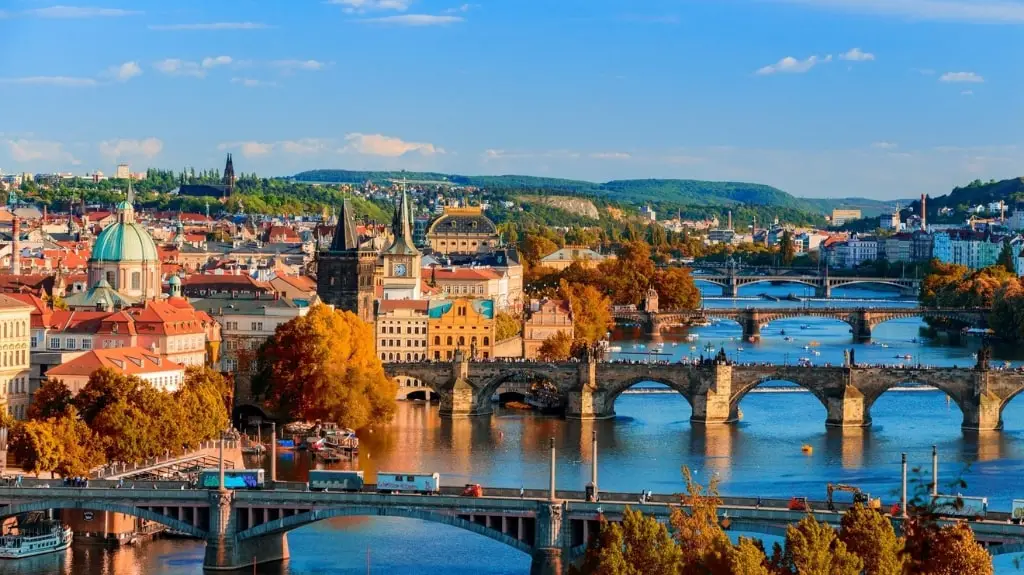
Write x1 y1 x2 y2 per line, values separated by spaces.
823 427 869 469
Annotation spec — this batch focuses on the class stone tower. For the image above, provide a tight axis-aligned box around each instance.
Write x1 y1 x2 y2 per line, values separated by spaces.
223 153 236 197
315 199 376 324
381 189 422 301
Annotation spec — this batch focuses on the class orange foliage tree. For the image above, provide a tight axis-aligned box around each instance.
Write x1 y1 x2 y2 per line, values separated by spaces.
254 304 397 430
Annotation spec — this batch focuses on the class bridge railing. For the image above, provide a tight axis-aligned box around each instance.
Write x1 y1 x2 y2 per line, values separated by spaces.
89 439 240 479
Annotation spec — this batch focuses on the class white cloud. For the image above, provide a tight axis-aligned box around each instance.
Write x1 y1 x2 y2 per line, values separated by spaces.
0 76 97 86
104 61 142 82
940 71 984 83
148 22 269 31
590 152 631 160
99 138 164 160
25 5 140 18
962 89 974 96
356 14 464 25
343 133 443 156
767 0 1024 24
5 139 79 164
327 0 411 13
231 77 278 88
445 3 477 13
872 141 898 149
154 59 206 77
755 54 832 75
270 59 328 72
839 47 875 61
202 56 233 68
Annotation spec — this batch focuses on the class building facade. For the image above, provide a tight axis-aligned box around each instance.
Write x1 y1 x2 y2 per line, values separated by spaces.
44 347 185 395
0 295 32 419
83 183 161 302
427 298 495 360
523 298 573 359
426 206 500 255
376 300 429 362
381 191 422 301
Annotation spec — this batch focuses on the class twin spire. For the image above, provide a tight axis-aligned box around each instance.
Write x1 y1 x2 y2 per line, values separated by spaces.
327 187 417 254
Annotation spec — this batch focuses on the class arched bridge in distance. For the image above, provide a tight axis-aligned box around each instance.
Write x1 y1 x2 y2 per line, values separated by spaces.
383 353 1020 431
610 306 989 341
2 482 1024 573
687 266 922 299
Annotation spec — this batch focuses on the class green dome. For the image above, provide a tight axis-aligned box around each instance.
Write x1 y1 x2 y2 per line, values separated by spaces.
91 221 159 263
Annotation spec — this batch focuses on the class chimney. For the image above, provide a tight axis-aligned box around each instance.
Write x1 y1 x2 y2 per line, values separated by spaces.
727 210 733 231
11 217 20 276
920 194 927 231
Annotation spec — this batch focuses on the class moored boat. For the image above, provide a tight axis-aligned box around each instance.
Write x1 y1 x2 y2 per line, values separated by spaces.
0 521 72 559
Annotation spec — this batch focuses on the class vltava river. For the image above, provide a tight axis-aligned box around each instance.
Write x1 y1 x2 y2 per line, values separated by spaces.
7 283 1024 574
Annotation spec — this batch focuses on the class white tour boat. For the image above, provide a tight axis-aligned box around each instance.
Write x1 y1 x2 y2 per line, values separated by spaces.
0 521 72 559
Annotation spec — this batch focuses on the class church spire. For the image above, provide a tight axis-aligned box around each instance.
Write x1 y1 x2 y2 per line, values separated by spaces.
329 199 360 251
384 189 417 255
223 153 236 197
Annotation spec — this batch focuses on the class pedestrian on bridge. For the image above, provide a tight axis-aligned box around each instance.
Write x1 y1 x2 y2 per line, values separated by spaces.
520 486 524 498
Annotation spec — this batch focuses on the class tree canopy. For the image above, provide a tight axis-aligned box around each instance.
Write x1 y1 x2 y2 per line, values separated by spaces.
254 304 397 430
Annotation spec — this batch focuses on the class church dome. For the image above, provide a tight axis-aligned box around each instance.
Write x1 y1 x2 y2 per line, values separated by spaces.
91 221 159 262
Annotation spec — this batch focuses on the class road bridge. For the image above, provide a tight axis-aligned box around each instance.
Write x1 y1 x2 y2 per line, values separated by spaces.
1 482 1022 573
691 268 922 299
611 306 988 341
384 354 1022 430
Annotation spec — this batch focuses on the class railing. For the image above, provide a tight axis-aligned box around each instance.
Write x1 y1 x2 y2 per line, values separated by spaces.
90 439 240 479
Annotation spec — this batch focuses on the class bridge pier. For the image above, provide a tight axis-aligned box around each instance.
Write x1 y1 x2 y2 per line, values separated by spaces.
850 311 872 342
824 384 871 428
203 490 291 570
566 360 614 420
962 373 1003 431
691 363 737 426
530 503 564 575
439 352 493 418
738 310 761 342
816 284 831 298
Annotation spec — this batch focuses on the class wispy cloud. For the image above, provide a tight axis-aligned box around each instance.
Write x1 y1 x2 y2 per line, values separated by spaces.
270 59 329 72
104 61 142 82
0 76 98 87
5 139 80 164
445 4 477 14
153 56 233 78
839 47 875 61
766 0 1024 24
24 5 140 18
219 138 333 158
590 152 632 160
940 71 984 83
99 138 164 160
343 133 444 156
871 141 898 149
148 22 270 31
231 77 278 88
356 14 464 25
202 56 233 68
327 0 411 13
756 54 832 75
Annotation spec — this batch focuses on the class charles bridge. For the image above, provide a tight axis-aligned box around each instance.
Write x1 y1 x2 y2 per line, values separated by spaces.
611 306 989 341
383 353 1024 431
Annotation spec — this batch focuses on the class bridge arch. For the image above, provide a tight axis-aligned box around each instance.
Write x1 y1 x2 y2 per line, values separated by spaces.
0 499 207 538
828 279 914 292
735 277 820 291
729 375 832 420
602 376 696 413
476 365 579 409
233 506 534 555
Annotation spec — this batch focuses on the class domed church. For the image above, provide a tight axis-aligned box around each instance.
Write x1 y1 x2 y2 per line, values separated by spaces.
84 182 161 302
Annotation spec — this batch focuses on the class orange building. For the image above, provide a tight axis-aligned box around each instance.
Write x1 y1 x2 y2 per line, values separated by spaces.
427 298 495 360
523 298 574 359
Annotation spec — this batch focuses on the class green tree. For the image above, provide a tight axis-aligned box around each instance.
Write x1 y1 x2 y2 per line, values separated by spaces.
780 229 796 265
494 312 523 341
254 304 397 430
27 379 72 421
839 503 905 575
997 237 1017 273
537 331 573 361
49 408 106 477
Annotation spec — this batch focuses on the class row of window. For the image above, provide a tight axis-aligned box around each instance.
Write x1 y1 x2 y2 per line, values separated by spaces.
0 320 27 341
382 352 424 362
380 340 425 349
7 404 24 420
379 325 426 335
435 350 489 360
223 321 265 332
1 349 26 368
224 339 261 352
6 376 27 395
442 285 486 295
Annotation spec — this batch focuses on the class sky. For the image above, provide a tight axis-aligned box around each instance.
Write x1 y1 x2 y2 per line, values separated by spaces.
2 0 1024 200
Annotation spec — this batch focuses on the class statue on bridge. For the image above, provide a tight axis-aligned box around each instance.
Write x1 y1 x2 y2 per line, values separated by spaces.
976 344 992 371
715 347 730 365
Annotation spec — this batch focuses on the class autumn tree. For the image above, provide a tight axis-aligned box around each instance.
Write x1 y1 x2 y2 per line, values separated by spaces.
537 331 573 361
255 304 397 430
494 312 522 341
10 420 60 476
49 408 105 477
176 367 230 447
27 379 72 421
520 234 559 267
991 278 1024 341
907 523 992 575
780 229 796 265
652 267 702 311
600 241 656 305
670 466 737 571
573 508 681 575
769 515 862 575
559 281 614 344
838 503 904 575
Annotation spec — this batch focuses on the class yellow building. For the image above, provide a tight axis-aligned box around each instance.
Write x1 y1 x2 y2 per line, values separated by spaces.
0 295 32 420
426 206 500 255
427 298 495 360
523 298 574 359
538 246 611 271
831 209 862 226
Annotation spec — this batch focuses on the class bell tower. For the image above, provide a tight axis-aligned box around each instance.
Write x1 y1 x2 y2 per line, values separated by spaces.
381 189 422 300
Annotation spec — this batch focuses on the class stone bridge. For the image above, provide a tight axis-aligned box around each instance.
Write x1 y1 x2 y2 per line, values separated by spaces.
692 270 921 298
2 484 1024 573
611 307 989 341
384 356 1024 431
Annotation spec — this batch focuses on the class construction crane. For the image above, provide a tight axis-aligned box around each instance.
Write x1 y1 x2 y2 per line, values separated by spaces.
826 483 880 511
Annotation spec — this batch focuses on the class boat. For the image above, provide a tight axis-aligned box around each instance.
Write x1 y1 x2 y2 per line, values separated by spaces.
685 334 699 342
689 346 697 351
276 439 296 450
607 346 622 353
904 354 912 360
801 444 813 455
780 329 786 336
241 444 266 455
783 336 793 342
800 324 809 330
691 319 712 327
0 521 72 559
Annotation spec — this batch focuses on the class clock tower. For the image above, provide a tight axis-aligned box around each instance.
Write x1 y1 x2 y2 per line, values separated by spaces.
381 189 422 300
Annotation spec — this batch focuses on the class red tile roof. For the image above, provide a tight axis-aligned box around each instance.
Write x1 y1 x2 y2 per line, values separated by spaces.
46 347 183 378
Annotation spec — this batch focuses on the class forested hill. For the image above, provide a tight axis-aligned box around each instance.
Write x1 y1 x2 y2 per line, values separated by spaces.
291 170 894 216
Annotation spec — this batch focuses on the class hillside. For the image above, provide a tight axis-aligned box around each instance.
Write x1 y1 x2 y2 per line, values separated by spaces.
899 177 1024 222
291 169 894 217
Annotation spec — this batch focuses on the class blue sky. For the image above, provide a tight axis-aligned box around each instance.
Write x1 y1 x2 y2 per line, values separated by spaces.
2 0 1024 199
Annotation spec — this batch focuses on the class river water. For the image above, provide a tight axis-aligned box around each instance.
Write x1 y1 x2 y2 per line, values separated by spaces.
6 283 1024 574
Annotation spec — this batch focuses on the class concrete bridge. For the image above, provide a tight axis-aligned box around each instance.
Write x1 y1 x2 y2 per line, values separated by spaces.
692 269 922 298
2 482 1023 573
611 307 989 341
384 355 1023 431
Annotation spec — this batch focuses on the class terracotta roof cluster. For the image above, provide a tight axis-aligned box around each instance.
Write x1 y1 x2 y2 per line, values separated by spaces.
46 347 184 378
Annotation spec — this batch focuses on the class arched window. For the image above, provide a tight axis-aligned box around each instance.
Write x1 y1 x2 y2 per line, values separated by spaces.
131 272 141 291
483 337 490 346
388 352 394 361
434 336 441 345
471 336 478 345
446 336 453 345
381 353 386 360
406 353 412 361
458 336 465 346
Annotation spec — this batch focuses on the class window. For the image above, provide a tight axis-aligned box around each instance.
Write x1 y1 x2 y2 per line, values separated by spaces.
434 336 440 345
49 337 59 350
223 358 237 371
30 336 37 348
82 339 92 350
131 272 141 291
446 336 453 345
65 337 75 349
106 271 115 286
483 337 490 346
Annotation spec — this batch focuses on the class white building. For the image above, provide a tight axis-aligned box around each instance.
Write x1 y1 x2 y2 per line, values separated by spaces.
44 347 185 396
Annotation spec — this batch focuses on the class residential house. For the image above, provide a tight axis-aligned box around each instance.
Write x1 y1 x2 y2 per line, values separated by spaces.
376 300 429 362
523 299 574 359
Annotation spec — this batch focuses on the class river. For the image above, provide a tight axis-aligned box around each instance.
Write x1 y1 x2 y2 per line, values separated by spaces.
6 283 1024 574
